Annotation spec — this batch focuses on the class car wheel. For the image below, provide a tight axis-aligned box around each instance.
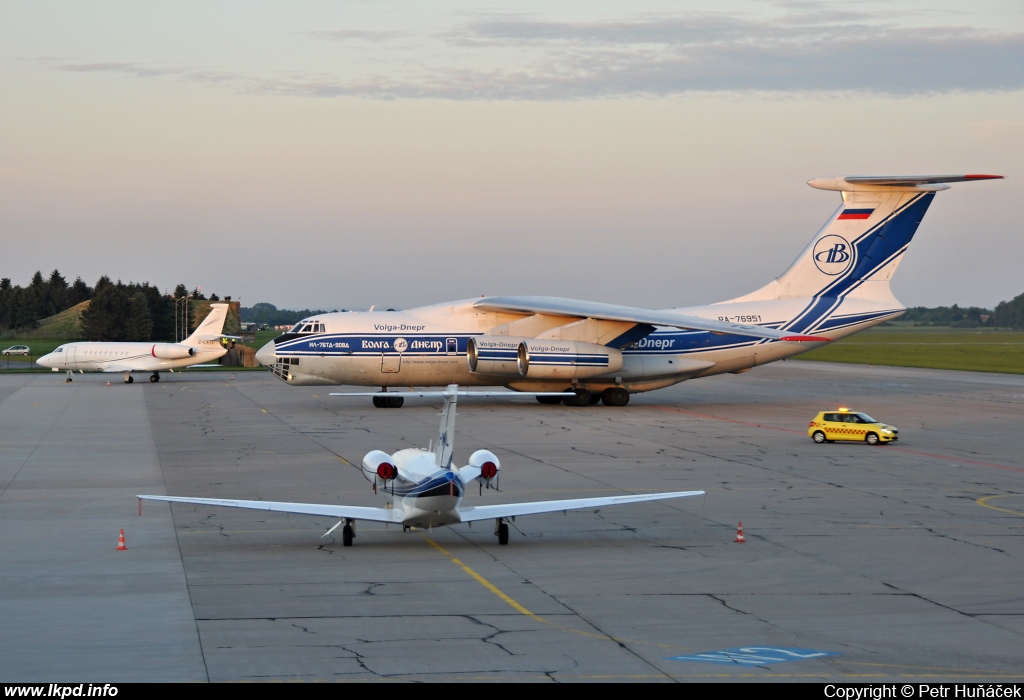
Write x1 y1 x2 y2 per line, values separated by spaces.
866 432 879 445
812 431 826 444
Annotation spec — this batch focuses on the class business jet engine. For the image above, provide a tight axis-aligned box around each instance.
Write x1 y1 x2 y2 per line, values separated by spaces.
361 450 397 484
467 449 500 489
468 336 622 380
150 344 197 360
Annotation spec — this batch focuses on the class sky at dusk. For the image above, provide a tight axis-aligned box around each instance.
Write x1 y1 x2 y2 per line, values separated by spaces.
3 1 1022 311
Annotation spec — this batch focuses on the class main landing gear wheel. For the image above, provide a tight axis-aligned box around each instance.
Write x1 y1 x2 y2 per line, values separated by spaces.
536 395 562 405
372 396 405 408
812 430 826 444
601 387 630 407
150 373 160 383
866 432 880 445
563 389 592 407
342 523 354 547
124 374 134 384
496 521 509 545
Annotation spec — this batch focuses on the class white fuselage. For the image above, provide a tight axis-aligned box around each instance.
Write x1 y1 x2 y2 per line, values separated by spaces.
384 448 465 528
256 295 897 393
38 340 227 374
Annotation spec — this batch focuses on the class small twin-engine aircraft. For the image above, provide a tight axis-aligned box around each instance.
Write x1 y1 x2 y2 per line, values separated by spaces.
255 174 1001 407
137 384 704 546
37 303 232 383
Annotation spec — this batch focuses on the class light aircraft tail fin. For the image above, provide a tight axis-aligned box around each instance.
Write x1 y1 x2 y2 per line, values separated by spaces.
183 303 229 346
331 385 572 468
728 174 1002 303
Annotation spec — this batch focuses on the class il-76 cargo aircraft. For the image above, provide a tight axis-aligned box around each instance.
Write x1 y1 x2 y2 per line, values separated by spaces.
255 174 1001 407
38 303 231 383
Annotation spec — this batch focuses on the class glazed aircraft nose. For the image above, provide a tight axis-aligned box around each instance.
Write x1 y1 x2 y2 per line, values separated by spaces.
255 341 276 367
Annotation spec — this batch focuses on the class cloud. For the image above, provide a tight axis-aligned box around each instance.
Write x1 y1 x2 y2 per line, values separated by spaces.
46 10 1024 100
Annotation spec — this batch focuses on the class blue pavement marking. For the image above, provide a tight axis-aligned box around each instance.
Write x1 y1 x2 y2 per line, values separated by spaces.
667 646 839 666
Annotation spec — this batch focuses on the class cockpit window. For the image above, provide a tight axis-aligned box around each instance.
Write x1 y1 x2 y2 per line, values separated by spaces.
56 347 63 353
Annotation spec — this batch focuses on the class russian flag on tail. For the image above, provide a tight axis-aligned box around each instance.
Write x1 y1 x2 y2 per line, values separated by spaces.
838 208 874 220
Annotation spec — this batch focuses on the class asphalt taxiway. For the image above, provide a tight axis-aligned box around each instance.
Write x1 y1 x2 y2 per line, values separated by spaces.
1 362 1022 682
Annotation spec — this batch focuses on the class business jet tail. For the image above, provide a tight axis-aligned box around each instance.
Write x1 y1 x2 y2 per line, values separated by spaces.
728 175 1002 304
183 303 230 346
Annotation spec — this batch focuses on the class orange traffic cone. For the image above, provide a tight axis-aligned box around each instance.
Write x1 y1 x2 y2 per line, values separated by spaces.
230 375 235 380
106 380 110 386
734 522 746 544
116 529 128 551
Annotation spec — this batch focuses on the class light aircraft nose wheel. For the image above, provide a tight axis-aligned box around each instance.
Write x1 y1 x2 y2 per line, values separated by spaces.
342 523 355 547
124 375 134 384
496 519 509 545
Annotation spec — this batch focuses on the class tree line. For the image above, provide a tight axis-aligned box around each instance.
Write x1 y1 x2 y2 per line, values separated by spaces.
899 295 1024 328
0 271 230 341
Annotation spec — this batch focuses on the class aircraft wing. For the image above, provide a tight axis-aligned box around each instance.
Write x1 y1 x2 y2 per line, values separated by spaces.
137 495 406 524
456 490 705 523
473 296 826 341
98 357 156 372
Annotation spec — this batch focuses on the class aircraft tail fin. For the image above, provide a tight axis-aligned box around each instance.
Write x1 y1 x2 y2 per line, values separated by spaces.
183 303 229 346
727 175 1001 303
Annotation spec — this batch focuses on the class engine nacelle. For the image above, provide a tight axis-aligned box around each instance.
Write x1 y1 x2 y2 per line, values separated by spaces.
467 336 524 376
361 450 397 483
150 344 196 360
516 339 622 380
467 449 500 487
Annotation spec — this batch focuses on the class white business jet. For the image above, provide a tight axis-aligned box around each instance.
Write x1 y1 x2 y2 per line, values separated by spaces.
37 303 232 383
255 174 1002 407
137 384 704 546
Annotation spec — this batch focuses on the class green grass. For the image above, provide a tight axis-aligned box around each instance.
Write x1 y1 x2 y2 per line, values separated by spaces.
798 326 1024 374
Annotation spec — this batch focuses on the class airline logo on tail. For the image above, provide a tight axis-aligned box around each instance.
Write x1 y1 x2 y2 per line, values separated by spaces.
813 235 855 276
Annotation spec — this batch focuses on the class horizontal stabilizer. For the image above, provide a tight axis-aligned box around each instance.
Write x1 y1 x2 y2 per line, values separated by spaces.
808 174 1002 192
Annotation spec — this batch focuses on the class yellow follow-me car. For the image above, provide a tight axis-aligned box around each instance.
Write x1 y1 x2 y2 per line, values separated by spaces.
808 409 898 445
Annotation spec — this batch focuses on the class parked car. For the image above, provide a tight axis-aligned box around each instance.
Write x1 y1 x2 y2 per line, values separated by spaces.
808 409 898 445
2 345 30 356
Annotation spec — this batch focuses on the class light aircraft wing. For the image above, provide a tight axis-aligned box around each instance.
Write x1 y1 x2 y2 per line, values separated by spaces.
137 495 405 524
473 296 827 341
456 490 705 523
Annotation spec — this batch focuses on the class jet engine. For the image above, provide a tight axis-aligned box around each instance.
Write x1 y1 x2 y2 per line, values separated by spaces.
361 450 397 483
516 339 622 380
467 336 524 376
469 336 622 380
470 449 499 482
150 344 196 360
